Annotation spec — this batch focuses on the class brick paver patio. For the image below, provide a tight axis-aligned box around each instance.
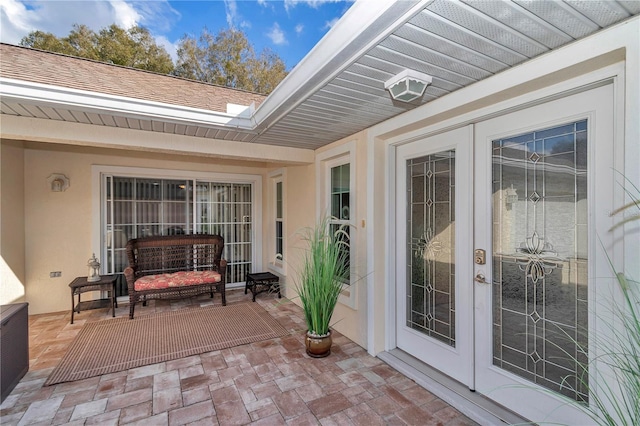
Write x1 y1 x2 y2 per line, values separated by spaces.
0 289 477 425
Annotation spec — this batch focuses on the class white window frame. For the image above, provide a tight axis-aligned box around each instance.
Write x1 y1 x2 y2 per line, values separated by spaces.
91 165 263 289
316 141 357 308
268 168 286 275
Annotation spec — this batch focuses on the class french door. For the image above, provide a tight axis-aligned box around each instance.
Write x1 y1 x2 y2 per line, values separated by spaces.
395 126 474 385
396 84 614 423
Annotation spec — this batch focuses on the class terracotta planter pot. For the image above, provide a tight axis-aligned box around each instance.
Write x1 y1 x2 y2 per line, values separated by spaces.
305 330 332 358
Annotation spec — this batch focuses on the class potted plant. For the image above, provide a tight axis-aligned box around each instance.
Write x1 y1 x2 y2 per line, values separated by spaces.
295 217 350 358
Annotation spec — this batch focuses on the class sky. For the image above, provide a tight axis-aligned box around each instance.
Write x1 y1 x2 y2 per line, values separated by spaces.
0 0 354 70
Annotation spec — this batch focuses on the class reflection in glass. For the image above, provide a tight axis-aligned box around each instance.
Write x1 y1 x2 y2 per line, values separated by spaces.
331 164 350 220
406 150 456 346
492 120 588 402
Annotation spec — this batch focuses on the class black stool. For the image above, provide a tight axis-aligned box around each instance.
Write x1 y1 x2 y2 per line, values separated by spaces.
245 272 281 302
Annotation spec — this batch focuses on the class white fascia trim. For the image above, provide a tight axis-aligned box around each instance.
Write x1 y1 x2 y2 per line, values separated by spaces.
0 77 255 130
252 0 433 129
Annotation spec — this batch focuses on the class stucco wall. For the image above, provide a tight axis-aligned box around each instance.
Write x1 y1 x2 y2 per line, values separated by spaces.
280 131 369 348
22 144 272 315
5 136 372 349
1 140 26 305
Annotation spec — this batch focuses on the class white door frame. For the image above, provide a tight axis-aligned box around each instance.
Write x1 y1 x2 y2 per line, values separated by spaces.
383 63 625 423
473 83 614 423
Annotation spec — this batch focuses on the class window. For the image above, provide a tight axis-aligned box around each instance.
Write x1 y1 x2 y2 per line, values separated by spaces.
276 181 283 261
268 169 285 274
316 141 356 307
330 163 350 282
95 167 261 297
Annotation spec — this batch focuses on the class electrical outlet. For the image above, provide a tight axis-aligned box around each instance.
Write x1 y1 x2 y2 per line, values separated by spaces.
50 271 62 278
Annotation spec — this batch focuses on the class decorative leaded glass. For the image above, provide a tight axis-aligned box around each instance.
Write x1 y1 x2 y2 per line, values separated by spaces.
492 120 589 402
406 150 456 346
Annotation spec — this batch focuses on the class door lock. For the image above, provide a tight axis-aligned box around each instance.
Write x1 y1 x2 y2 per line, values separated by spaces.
474 249 486 265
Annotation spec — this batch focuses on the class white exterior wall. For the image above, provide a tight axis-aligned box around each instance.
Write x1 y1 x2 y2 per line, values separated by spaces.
270 131 370 348
1 141 26 305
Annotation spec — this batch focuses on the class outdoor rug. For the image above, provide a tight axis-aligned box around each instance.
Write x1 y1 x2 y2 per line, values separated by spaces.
45 302 289 386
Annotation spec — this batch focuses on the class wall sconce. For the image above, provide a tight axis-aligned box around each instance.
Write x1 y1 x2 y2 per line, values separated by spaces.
384 69 432 102
48 174 70 192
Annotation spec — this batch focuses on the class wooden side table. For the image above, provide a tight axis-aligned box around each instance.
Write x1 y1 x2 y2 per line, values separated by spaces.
245 272 281 302
69 275 118 324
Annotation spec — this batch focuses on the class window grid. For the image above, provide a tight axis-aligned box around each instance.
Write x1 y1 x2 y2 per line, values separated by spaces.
104 176 253 295
329 163 351 283
275 181 283 262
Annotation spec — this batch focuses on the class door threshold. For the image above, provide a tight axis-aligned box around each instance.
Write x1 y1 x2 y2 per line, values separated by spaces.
378 349 532 426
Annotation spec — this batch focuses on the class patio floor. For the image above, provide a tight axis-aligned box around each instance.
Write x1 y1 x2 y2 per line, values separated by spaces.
1 289 477 425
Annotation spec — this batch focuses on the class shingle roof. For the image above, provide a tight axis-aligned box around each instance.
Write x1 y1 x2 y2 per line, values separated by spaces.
0 43 267 114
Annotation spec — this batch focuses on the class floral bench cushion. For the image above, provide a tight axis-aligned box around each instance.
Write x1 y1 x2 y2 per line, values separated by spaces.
134 270 222 291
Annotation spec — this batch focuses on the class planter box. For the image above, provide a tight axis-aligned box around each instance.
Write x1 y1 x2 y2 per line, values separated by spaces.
1 303 29 402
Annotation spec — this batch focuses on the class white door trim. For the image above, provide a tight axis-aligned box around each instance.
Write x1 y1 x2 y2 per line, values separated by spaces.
382 64 625 424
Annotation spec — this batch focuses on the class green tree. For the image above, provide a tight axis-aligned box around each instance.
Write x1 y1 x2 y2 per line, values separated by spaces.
66 24 99 60
20 24 288 93
20 24 173 74
95 25 173 74
247 48 288 94
175 28 287 94
19 30 72 55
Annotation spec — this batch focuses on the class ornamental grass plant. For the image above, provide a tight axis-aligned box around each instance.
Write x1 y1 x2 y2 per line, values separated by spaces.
295 217 350 337
577 175 640 425
553 175 639 425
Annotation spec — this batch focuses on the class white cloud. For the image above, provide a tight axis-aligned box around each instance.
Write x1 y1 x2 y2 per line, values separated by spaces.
295 23 304 35
132 1 181 33
109 0 140 29
267 22 287 45
224 0 238 29
1 0 118 44
0 0 180 45
0 0 34 44
155 34 178 62
284 0 343 13
257 0 267 6
323 17 339 30
224 0 253 31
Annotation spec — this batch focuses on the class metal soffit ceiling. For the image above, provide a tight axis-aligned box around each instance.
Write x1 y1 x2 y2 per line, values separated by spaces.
2 0 639 151
253 0 639 149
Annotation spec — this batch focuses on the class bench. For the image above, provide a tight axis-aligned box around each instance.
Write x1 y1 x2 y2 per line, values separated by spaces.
123 234 227 319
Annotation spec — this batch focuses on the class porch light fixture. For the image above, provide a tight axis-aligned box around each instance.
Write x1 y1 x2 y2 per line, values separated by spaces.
48 173 70 192
384 69 432 102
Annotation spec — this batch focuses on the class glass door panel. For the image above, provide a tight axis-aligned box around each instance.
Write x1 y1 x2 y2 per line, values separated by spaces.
395 125 473 386
474 84 613 424
105 177 254 295
407 151 456 347
492 121 589 402
194 181 252 284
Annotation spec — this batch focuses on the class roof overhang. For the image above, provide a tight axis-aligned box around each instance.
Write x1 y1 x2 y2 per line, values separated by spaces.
1 78 255 130
1 0 638 154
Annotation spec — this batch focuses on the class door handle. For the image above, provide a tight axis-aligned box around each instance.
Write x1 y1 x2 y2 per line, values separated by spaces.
474 273 490 285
